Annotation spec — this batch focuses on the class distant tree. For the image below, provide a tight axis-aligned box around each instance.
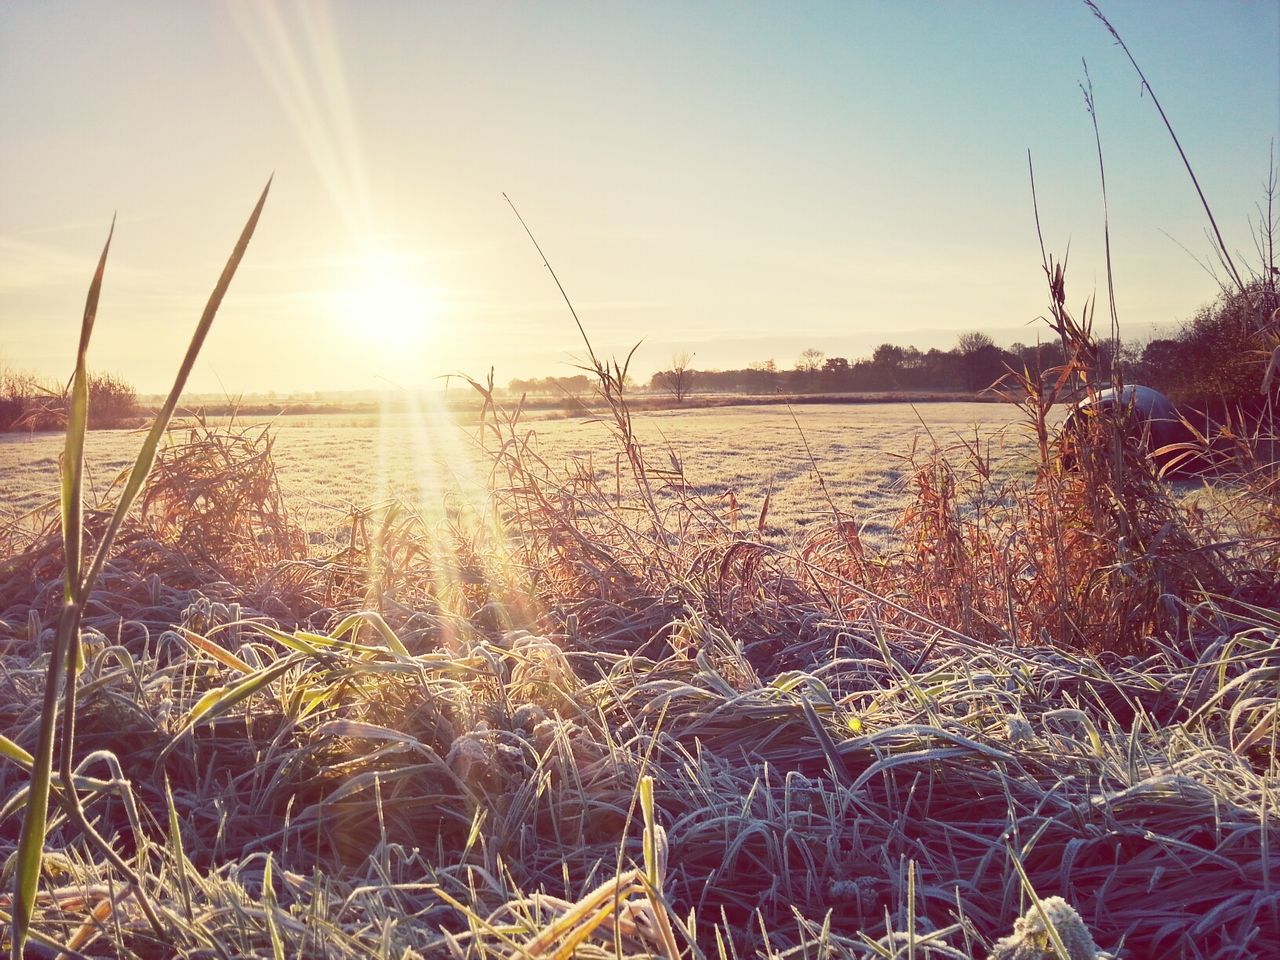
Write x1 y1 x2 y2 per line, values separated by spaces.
746 359 780 393
1135 339 1182 384
955 332 1010 392
872 343 906 369
796 348 825 373
1009 340 1066 376
822 356 850 389
955 331 995 356
655 351 696 402
795 348 825 391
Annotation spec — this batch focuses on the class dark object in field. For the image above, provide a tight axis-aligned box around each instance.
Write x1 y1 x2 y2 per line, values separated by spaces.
1061 384 1187 473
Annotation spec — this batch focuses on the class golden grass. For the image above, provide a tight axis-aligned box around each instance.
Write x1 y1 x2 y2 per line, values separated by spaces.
2 321 1275 955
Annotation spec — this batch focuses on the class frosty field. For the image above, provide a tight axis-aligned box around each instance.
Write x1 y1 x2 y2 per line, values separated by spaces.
0 400 1036 548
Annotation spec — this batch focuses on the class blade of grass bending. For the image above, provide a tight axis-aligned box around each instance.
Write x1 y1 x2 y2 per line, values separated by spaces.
330 610 411 656
1084 1 1245 296
158 654 302 765
178 626 255 674
0 733 35 768
503 192 599 370
11 220 113 960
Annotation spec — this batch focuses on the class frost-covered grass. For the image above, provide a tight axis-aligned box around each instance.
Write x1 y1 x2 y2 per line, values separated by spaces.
0 401 1037 552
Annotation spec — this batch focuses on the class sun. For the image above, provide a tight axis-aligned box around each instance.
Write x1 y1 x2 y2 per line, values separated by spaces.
337 247 438 354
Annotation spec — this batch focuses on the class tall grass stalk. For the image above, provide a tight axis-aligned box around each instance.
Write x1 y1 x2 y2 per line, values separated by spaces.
9 179 270 959
8 217 113 958
1085 0 1247 296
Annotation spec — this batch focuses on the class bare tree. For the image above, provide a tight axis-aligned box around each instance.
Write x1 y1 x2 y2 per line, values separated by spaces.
656 351 695 403
795 348 825 391
796 348 825 373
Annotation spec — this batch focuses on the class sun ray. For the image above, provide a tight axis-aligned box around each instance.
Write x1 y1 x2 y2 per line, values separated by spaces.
230 0 373 232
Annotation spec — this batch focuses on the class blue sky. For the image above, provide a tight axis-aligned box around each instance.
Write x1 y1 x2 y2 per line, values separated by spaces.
1 1 1277 392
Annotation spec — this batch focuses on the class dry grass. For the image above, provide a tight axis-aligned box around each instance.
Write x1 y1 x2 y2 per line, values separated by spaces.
4 306 1276 957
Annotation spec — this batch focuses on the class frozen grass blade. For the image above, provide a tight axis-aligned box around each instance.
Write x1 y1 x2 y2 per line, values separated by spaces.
164 776 194 922
10 220 112 959
158 654 302 764
329 610 411 656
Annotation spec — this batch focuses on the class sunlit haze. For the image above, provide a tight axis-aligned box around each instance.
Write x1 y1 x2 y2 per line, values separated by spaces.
1 1 1277 394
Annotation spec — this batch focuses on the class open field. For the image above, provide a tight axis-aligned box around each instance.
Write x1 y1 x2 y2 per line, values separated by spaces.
0 401 1044 551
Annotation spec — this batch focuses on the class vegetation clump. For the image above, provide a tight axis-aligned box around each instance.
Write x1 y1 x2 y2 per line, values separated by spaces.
4 186 1276 960
0 365 140 432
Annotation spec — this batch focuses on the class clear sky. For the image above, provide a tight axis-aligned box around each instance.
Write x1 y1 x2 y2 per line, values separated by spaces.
1 1 1277 394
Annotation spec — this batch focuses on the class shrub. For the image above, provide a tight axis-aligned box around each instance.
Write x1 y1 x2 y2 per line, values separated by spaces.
0 387 24 432
1 361 48 431
1157 278 1278 408
0 369 138 431
86 370 139 427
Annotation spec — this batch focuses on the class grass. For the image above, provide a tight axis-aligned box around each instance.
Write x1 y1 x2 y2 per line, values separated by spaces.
0 402 1038 552
0 191 1276 959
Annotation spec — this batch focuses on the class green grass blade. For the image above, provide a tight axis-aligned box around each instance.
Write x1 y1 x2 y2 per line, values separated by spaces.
163 776 194 922
330 610 411 656
158 654 301 764
10 221 112 960
262 855 286 960
12 180 268 959
80 177 272 598
255 623 327 658
0 734 35 769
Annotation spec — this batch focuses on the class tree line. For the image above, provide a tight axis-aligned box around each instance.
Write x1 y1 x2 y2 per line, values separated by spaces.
3 276 1271 429
640 278 1277 409
641 333 1044 399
